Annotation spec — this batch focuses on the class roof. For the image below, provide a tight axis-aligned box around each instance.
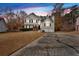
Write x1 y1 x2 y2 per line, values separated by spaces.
0 17 7 24
27 13 38 17
41 16 54 22
0 17 4 21
26 13 42 20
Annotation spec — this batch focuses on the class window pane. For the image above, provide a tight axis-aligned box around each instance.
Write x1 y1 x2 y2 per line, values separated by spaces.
33 20 36 23
45 21 50 27
27 25 29 28
44 23 50 27
30 26 33 28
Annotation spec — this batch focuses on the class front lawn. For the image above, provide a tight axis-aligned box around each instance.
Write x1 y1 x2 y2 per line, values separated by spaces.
0 31 44 56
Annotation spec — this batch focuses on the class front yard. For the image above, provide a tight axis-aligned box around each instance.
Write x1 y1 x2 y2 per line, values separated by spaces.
0 31 44 56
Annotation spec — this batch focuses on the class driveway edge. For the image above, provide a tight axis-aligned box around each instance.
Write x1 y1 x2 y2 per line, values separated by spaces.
10 33 47 56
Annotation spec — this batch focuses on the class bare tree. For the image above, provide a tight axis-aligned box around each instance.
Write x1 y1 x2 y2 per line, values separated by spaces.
17 11 27 29
52 3 64 31
59 5 78 31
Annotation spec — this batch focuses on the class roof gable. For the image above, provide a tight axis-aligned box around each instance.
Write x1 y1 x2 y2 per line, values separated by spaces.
42 16 54 22
26 13 41 20
0 18 6 24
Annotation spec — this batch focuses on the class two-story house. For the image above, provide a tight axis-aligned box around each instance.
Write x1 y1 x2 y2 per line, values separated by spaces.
24 13 55 32
24 13 41 31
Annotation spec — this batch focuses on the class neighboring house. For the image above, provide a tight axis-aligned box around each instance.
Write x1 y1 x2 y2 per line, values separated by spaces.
75 16 79 31
61 14 75 31
75 8 79 31
40 15 55 32
0 17 7 32
60 7 78 31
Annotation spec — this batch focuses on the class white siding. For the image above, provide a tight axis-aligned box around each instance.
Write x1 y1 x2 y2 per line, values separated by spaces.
26 20 29 23
40 16 55 32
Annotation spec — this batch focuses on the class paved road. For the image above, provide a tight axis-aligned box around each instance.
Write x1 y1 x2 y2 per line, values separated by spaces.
11 33 79 56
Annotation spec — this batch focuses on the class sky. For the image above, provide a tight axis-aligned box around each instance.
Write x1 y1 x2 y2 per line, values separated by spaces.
0 3 79 16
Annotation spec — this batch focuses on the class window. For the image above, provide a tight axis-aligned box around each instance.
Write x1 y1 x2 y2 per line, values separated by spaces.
25 20 26 22
36 20 38 23
31 20 33 23
33 20 36 23
38 21 41 25
24 25 26 28
49 23 51 27
45 21 50 27
29 19 33 23
44 23 46 26
27 25 29 28
30 26 33 28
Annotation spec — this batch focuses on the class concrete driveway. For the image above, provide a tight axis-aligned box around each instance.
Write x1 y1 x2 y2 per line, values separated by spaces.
11 32 79 56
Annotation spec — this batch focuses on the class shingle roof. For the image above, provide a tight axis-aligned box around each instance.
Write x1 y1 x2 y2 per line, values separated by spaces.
0 17 6 24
